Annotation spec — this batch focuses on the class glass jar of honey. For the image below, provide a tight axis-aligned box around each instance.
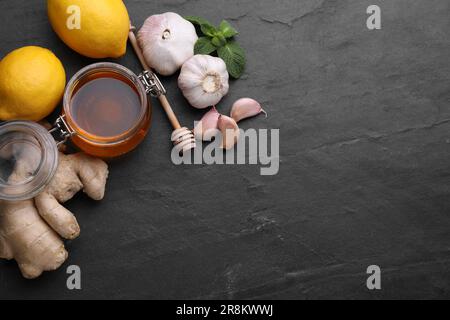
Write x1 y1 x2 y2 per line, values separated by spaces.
0 62 163 201
63 62 152 158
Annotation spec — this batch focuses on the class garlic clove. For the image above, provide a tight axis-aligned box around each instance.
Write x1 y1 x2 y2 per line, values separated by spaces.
218 115 240 150
138 12 198 76
194 106 221 141
230 98 267 123
178 55 230 109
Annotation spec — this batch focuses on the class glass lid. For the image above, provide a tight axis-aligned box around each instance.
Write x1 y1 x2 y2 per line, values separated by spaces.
0 121 58 201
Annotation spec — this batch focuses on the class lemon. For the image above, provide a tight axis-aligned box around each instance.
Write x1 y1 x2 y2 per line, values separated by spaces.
0 46 66 121
47 0 130 58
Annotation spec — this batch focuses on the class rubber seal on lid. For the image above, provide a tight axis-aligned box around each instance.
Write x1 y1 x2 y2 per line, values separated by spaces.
0 121 58 201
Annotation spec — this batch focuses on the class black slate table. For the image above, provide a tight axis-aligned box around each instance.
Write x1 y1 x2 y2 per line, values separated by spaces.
0 0 449 300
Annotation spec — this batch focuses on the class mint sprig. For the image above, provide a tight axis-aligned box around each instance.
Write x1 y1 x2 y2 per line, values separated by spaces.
185 16 246 79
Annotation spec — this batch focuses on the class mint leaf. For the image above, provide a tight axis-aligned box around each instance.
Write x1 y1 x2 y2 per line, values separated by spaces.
217 41 246 79
200 24 218 37
194 37 217 55
185 16 211 27
219 20 238 38
211 34 227 47
185 16 217 37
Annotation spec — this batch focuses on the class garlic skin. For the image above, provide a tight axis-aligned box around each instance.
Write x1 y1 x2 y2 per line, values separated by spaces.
218 115 240 150
231 98 267 123
137 12 198 76
194 106 221 141
178 55 230 109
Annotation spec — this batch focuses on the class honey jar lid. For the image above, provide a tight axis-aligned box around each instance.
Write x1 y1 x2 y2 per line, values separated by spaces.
0 121 58 201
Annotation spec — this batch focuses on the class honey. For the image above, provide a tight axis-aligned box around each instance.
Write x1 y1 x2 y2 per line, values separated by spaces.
63 63 152 158
70 72 142 137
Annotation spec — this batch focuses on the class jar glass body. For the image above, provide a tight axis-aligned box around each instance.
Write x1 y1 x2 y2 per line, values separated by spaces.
0 121 58 201
63 63 152 158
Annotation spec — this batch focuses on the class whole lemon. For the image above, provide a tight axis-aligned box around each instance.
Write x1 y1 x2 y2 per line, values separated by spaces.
0 46 66 121
47 0 130 58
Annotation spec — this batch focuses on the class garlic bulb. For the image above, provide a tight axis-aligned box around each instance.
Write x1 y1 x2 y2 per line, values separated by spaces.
137 12 198 76
178 55 229 109
194 106 221 141
231 98 267 123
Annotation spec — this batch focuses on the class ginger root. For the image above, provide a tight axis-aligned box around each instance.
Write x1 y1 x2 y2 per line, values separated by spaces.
0 152 108 279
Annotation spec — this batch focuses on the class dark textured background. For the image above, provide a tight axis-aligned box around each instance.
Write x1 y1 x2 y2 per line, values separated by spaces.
0 0 450 300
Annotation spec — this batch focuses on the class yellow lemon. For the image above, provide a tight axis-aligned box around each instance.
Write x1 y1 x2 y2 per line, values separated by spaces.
0 46 66 121
47 0 130 58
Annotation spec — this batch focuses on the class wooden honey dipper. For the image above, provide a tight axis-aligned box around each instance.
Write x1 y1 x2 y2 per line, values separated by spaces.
128 24 196 154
